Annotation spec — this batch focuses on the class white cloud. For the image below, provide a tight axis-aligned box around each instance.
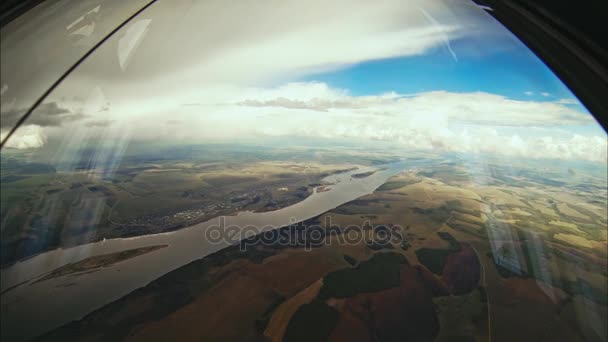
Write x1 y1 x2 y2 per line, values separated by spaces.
555 98 578 105
51 0 494 100
541 92 551 97
524 91 534 96
5 82 605 163
186 24 460 86
91 82 603 163
233 83 592 127
0 125 47 149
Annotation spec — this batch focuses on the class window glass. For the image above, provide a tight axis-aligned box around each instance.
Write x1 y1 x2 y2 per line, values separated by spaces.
1 1 606 341
0 0 151 132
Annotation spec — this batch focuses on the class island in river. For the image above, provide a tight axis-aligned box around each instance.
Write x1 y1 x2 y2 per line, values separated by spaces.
34 245 168 284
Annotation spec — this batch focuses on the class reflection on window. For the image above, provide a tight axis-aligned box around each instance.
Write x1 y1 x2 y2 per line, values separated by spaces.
1 1 606 341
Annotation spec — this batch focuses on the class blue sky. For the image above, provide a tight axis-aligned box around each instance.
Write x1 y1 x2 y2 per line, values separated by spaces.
297 25 604 137
302 37 584 104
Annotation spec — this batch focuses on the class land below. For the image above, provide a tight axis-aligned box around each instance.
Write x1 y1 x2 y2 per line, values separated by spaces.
35 156 607 342
1 146 402 266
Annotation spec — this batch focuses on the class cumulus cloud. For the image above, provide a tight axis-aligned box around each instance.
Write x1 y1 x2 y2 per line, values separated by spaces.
235 83 592 127
85 82 601 163
1 87 109 145
51 0 494 99
0 125 47 149
555 98 578 105
238 96 364 112
4 81 605 163
1 102 86 128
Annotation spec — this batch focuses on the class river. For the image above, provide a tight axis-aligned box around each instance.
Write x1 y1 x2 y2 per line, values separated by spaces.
0 160 409 341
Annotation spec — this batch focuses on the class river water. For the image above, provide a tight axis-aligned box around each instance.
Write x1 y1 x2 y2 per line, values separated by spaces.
1 160 408 341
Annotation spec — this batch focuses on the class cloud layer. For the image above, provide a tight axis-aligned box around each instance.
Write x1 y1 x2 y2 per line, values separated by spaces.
4 81 605 163
229 83 606 162
2 1 605 164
